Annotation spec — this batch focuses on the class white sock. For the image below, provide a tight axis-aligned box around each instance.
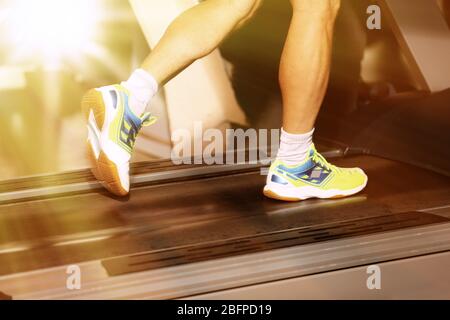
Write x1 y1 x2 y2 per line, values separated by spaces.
276 128 315 165
121 69 159 116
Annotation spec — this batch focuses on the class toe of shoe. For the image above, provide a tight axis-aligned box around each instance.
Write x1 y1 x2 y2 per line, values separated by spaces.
353 168 368 188
341 167 368 190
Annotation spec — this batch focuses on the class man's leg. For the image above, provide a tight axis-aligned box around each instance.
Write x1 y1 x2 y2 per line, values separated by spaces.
126 0 262 117
265 0 368 202
276 0 340 166
280 0 340 135
82 0 262 196
142 0 263 86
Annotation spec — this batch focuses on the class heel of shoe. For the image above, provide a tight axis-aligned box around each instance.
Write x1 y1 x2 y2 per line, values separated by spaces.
86 140 102 182
81 89 106 129
97 151 129 197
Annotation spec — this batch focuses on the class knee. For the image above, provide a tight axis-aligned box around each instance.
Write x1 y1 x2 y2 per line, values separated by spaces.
290 0 341 19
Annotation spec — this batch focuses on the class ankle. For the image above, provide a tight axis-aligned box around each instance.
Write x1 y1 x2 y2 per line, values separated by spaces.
276 128 315 165
121 69 159 116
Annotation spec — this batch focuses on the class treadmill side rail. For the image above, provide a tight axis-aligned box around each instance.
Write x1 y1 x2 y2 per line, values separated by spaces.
2 223 450 300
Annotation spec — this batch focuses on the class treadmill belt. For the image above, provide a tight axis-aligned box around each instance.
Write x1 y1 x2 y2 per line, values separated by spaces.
0 155 449 276
102 212 449 276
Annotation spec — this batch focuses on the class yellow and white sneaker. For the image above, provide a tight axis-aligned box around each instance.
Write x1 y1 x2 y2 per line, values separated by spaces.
81 84 157 196
264 145 368 202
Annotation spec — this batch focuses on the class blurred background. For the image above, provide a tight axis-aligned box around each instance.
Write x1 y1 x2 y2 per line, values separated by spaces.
0 0 449 180
0 0 158 180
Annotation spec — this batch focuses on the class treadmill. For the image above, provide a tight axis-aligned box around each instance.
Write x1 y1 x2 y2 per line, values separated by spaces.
0 141 449 300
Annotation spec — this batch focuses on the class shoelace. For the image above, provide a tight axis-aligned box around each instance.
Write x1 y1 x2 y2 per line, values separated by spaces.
141 113 158 127
128 113 158 148
312 150 341 173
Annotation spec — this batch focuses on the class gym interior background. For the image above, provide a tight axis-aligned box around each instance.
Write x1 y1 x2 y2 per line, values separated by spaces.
0 0 449 180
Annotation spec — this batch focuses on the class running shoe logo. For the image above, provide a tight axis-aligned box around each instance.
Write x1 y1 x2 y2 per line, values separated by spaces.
277 162 331 186
310 168 323 179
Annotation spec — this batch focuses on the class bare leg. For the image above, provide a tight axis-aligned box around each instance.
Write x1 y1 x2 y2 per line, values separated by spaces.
141 0 262 85
280 0 341 134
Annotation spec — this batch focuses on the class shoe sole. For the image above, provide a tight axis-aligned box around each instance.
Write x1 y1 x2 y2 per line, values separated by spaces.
263 179 368 202
81 89 129 197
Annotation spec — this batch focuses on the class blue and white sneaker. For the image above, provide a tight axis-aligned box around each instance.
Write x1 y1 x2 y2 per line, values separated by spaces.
81 84 157 196
264 145 368 201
